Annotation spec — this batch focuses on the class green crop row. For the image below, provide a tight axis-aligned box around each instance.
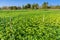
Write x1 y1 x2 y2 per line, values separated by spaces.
0 16 59 40
0 10 60 40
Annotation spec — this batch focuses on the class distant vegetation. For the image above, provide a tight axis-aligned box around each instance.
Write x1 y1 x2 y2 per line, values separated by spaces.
1 2 60 10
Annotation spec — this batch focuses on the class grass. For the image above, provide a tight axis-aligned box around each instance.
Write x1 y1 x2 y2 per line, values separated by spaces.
0 10 60 40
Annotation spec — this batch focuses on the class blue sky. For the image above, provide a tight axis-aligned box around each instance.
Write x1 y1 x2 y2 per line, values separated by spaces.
0 0 60 7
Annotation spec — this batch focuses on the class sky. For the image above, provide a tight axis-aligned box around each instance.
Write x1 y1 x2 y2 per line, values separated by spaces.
0 0 60 7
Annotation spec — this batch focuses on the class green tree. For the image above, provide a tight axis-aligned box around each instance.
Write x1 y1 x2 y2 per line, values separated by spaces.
42 2 48 9
22 5 25 9
17 7 21 10
26 4 31 8
32 3 39 9
22 4 31 9
55 5 60 9
9 6 17 10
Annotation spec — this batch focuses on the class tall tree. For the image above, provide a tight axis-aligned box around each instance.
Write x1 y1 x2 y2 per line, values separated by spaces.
32 3 39 9
22 5 25 9
22 4 31 9
42 2 48 9
26 4 31 8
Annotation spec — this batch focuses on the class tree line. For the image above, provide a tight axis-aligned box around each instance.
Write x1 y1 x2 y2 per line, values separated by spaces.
1 2 60 10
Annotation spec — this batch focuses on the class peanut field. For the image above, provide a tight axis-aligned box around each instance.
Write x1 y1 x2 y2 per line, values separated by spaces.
0 10 60 40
